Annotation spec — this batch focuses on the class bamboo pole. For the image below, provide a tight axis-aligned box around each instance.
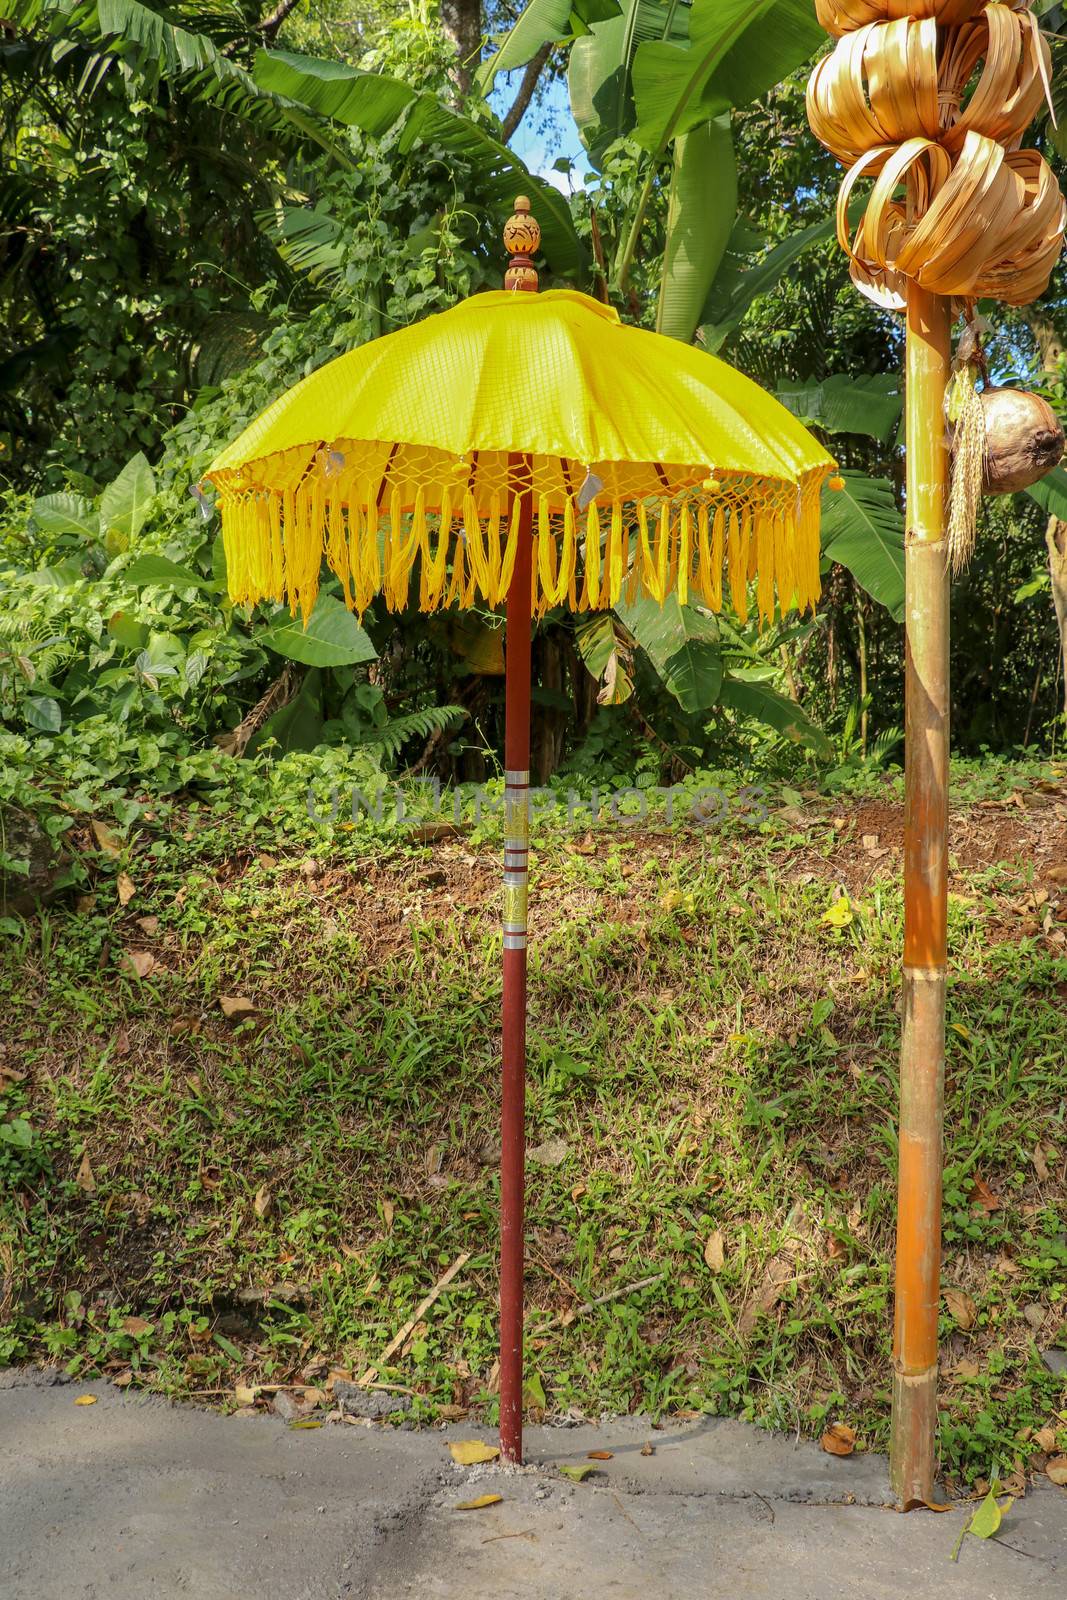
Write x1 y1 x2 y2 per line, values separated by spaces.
890 282 951 1508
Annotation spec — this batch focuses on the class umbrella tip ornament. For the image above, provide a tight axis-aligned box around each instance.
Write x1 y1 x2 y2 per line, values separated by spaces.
503 196 540 293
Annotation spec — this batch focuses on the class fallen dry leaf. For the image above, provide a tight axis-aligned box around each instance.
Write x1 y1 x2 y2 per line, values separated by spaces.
76 1150 96 1193
135 915 159 937
112 1371 133 1389
116 872 136 906
738 1254 793 1337
219 995 257 1021
454 1494 502 1511
640 1442 655 1457
944 1288 977 1330
74 1395 97 1406
1033 1144 1052 1182
121 949 155 979
1046 1456 1067 1486
91 820 122 857
120 1316 152 1337
969 1175 1001 1213
253 1185 273 1219
587 1450 613 1461
703 1230 725 1273
1033 1427 1058 1452
235 1384 258 1407
449 1440 500 1466
952 1358 981 1380
820 1422 856 1457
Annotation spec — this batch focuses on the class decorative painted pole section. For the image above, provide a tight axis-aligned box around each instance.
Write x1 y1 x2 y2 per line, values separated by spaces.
893 284 950 1507
499 196 539 1466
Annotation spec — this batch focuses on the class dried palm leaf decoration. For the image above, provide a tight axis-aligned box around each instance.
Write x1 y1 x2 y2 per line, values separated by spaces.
808 7 1050 170
817 0 997 35
809 4 1063 309
808 0 1066 566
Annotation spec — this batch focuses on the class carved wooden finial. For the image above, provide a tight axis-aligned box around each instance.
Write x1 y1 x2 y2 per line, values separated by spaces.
503 195 540 293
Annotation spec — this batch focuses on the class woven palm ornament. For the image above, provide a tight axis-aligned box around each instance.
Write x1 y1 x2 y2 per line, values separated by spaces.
807 1 1065 311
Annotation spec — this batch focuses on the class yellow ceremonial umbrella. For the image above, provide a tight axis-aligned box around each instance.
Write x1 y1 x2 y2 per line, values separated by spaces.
205 198 836 1464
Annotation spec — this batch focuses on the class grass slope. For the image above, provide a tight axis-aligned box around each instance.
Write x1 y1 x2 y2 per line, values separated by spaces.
1 759 1066 1490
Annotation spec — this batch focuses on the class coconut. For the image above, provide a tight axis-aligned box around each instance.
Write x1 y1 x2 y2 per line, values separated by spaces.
981 388 1064 495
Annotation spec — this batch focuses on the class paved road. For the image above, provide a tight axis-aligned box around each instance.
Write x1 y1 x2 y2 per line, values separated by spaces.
2 1372 1063 1599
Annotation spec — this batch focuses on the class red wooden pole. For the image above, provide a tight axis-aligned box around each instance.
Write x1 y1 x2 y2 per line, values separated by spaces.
500 459 533 1465
498 197 539 1466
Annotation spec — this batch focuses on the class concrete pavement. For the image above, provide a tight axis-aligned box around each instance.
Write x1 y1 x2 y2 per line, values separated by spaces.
2 1372 1063 1599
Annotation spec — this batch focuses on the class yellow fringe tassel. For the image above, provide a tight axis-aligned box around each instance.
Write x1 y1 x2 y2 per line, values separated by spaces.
677 506 691 608
583 504 601 609
498 495 520 598
445 522 466 608
607 503 624 606
487 492 502 603
562 500 577 610
216 478 826 626
756 516 775 625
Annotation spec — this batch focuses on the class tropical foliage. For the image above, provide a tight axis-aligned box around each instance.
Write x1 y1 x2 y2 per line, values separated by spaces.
1 0 1065 894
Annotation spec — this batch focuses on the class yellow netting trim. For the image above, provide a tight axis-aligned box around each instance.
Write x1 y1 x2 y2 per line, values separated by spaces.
209 443 832 627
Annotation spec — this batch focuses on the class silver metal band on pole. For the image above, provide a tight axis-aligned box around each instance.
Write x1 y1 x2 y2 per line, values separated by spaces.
503 769 529 950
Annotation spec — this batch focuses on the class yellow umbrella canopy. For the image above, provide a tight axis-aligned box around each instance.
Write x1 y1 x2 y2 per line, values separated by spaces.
205 288 836 628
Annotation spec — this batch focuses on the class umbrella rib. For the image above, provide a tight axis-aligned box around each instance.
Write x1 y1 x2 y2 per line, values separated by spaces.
294 439 325 495
375 441 401 509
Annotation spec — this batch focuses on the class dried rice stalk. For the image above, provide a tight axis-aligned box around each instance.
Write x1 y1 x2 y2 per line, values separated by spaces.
946 363 986 572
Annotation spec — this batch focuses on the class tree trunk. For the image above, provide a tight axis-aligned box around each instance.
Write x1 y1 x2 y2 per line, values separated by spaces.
531 629 569 783
440 0 482 97
500 44 552 142
1047 515 1067 721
